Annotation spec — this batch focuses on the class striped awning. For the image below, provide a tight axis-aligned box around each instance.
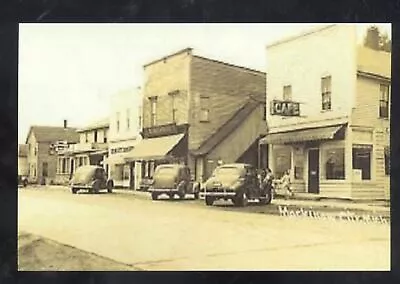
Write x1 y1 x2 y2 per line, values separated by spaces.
260 124 345 145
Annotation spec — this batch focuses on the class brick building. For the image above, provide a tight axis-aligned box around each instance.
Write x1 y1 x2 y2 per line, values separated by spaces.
260 25 390 199
25 121 79 184
125 48 266 183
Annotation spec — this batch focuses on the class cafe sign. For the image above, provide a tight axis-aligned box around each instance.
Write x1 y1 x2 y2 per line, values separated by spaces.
270 100 300 116
142 123 188 138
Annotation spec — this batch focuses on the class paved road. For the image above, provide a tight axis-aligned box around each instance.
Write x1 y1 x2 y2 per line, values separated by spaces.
18 186 390 270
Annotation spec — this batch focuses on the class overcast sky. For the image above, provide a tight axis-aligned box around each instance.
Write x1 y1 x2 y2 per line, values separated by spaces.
18 23 391 144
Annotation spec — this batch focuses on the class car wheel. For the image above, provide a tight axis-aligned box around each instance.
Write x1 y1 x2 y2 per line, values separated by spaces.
71 187 77 194
260 188 272 205
205 196 214 206
151 192 158 200
106 180 113 193
236 191 248 207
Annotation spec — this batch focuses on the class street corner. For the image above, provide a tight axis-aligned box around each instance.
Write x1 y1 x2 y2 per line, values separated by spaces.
17 232 140 271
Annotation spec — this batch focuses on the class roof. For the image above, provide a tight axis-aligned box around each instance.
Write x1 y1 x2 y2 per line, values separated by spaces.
191 100 261 156
77 117 110 133
267 25 336 49
143 47 265 75
357 45 391 79
18 144 28 157
26 126 80 144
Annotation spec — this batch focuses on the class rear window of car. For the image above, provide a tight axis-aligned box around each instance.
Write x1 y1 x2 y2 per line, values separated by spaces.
214 166 244 176
155 166 178 176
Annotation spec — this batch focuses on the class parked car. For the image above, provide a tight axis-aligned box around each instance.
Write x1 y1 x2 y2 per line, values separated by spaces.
148 164 200 200
203 163 273 207
70 165 114 194
18 175 28 187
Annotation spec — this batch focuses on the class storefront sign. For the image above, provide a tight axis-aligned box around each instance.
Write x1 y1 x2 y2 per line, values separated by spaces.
111 146 134 154
270 100 300 116
142 123 187 138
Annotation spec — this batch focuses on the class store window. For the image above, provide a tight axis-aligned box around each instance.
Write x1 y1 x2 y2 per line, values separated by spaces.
123 164 130 180
324 148 345 180
112 165 124 180
42 162 48 177
352 145 372 180
273 146 291 178
62 158 67 173
384 146 390 175
293 147 304 180
321 76 332 111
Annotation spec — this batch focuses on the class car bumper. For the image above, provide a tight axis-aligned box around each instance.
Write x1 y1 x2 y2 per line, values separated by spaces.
148 188 177 193
202 190 236 197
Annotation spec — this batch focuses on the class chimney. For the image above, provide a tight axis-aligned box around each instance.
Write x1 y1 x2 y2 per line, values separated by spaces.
63 119 67 129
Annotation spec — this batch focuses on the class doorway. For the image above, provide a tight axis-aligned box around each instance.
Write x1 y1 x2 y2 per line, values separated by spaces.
308 149 320 194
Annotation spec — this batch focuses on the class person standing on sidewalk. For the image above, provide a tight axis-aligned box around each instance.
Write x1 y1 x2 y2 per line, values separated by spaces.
281 169 293 199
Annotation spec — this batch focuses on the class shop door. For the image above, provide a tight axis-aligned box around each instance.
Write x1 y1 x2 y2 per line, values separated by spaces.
308 149 320 194
129 162 135 189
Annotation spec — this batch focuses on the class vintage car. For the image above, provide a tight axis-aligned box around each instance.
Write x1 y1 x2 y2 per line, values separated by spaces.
70 165 114 194
18 175 28 187
203 163 273 207
148 164 200 200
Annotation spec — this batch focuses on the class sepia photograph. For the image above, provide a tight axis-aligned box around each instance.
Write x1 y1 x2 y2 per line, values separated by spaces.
17 23 391 271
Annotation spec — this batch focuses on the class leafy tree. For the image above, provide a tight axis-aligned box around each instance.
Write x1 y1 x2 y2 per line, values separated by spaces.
364 25 391 52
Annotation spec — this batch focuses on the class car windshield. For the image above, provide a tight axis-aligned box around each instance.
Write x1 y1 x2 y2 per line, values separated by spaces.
154 167 178 176
213 166 244 177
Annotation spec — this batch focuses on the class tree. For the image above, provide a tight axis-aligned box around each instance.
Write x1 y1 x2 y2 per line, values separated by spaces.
364 26 391 52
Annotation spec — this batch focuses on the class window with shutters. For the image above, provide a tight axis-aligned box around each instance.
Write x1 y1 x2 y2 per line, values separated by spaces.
283 85 292 101
200 96 210 122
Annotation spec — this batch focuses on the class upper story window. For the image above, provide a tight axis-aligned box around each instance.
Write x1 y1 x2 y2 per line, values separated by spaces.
150 97 158 126
34 145 38 156
283 85 292 101
379 84 389 119
321 76 332 111
85 133 88 143
169 91 179 123
126 109 130 130
116 112 120 132
263 105 267 121
384 146 390 175
94 130 98 143
199 96 210 122
138 106 142 130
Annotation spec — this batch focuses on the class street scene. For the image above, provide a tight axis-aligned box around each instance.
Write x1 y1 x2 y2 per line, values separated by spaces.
18 23 391 270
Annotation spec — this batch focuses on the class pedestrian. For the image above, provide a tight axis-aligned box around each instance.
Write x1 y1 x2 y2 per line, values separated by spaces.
281 169 293 199
264 168 275 196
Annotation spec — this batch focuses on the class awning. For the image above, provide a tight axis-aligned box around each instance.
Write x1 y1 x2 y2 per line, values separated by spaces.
89 149 109 156
125 133 185 162
104 153 128 165
260 124 345 145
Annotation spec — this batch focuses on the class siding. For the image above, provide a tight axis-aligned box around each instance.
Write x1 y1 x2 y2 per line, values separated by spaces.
142 51 191 128
189 56 266 150
266 25 357 128
204 105 266 178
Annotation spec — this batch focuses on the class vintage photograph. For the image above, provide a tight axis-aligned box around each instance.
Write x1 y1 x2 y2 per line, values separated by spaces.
18 23 391 270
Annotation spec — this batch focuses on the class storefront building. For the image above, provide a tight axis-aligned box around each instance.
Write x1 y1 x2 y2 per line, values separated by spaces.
55 118 109 184
260 25 390 200
105 88 142 189
125 48 266 184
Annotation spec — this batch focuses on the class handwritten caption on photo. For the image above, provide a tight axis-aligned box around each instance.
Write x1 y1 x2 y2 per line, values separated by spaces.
278 206 388 224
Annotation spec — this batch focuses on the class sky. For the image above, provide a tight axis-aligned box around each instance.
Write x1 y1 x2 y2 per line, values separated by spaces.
18 23 391 144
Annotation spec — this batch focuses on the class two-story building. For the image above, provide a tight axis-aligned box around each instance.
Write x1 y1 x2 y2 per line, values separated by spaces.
260 25 390 200
25 120 80 184
105 88 142 189
55 118 109 184
18 144 28 177
125 48 267 183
